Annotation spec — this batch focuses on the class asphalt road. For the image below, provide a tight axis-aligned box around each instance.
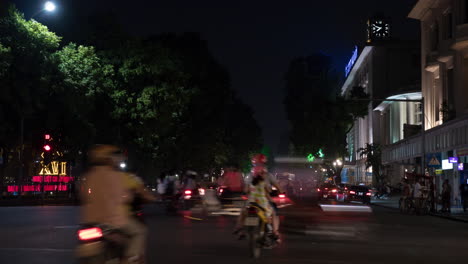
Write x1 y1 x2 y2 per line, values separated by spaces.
1 198 468 264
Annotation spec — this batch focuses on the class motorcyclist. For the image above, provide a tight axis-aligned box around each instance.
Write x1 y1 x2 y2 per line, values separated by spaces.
80 145 131 263
122 172 157 263
234 154 282 240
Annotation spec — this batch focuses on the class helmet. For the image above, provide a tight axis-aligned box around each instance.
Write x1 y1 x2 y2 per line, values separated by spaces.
251 153 267 165
251 165 267 176
88 145 121 165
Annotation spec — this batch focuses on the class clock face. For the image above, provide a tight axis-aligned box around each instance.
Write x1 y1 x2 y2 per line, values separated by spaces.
370 20 390 38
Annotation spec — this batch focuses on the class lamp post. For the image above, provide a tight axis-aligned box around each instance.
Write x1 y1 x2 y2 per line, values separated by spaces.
31 1 56 18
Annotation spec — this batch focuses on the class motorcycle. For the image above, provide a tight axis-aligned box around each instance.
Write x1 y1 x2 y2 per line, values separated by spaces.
76 224 129 264
243 203 278 259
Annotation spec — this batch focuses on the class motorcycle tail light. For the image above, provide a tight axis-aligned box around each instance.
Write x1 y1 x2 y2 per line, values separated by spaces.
78 227 103 241
366 192 372 196
278 194 286 198
331 189 337 193
350 191 356 194
184 190 192 195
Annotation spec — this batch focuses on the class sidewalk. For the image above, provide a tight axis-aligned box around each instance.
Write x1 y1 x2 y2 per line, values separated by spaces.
371 195 468 223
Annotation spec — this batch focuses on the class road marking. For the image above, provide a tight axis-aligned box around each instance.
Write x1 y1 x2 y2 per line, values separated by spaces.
54 225 79 229
183 216 203 221
277 203 293 208
0 248 74 253
319 204 373 212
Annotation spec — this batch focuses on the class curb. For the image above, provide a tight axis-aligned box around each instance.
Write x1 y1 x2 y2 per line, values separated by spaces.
371 202 468 224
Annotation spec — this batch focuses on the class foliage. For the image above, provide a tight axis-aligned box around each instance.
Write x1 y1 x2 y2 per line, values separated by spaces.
358 143 384 186
284 53 368 159
0 7 263 184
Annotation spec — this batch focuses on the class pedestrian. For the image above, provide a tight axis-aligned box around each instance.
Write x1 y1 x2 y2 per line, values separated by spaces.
459 182 468 212
413 177 423 214
429 179 436 213
441 179 451 213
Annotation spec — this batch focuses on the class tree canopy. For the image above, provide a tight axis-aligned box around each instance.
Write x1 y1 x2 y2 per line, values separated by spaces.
284 53 368 160
0 6 262 184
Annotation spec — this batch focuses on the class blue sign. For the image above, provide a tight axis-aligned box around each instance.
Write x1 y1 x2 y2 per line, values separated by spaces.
345 46 358 77
426 153 442 168
458 163 464 171
449 157 458 163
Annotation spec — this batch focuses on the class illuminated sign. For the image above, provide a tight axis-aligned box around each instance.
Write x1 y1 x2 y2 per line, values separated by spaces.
7 185 68 193
307 148 325 162
32 176 74 183
345 46 358 77
459 163 465 171
39 161 67 176
449 157 458 163
442 159 453 170
307 154 315 162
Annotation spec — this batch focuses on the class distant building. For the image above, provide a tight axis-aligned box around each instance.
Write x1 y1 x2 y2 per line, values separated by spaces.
341 16 421 186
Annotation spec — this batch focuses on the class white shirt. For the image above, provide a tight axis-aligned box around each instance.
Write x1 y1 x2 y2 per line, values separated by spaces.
413 182 422 198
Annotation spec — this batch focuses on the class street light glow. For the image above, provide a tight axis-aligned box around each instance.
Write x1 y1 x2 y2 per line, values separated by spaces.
120 162 126 169
44 1 56 12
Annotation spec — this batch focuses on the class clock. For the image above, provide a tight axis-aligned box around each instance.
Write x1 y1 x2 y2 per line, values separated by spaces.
368 18 390 42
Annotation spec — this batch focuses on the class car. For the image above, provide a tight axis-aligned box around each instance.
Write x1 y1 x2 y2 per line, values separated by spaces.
344 185 372 204
317 183 340 201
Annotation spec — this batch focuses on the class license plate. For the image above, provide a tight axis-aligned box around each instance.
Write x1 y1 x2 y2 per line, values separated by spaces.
233 201 245 207
358 192 363 196
244 217 259 226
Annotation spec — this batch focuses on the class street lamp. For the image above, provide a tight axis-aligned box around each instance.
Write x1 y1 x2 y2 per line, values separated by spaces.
31 1 57 18
44 1 56 12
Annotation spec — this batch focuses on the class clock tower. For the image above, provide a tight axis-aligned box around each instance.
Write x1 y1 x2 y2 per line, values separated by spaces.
367 16 391 43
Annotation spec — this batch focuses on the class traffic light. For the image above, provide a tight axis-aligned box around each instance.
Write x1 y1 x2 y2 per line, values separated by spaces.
43 134 52 164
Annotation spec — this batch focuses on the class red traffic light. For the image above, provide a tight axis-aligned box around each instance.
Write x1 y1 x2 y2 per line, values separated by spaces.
45 134 51 140
43 145 51 151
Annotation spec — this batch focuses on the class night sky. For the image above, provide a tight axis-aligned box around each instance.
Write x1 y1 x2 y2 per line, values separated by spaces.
8 0 419 155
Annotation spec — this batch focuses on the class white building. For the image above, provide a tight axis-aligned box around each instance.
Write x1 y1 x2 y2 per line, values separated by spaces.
381 0 468 203
342 40 421 186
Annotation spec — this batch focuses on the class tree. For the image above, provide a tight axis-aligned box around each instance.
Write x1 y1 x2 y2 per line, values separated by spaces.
0 6 62 187
358 143 384 187
284 53 368 160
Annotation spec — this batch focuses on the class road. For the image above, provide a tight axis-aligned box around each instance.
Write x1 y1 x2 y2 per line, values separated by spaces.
1 198 468 264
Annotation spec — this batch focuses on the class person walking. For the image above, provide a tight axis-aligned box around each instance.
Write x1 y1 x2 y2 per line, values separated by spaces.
441 179 452 213
459 182 468 212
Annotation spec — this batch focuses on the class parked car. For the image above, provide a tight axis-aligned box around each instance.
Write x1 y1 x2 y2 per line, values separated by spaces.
344 185 372 204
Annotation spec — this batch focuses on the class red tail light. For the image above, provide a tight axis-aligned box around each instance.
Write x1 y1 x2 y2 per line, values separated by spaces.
366 192 372 196
278 194 286 198
325 188 328 190
331 189 337 193
247 207 257 215
349 191 356 194
241 195 248 200
184 190 192 195
317 188 321 192
219 188 224 193
78 227 103 241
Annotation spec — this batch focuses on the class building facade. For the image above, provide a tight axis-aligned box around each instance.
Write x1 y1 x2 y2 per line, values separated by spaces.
342 39 421 186
381 0 468 204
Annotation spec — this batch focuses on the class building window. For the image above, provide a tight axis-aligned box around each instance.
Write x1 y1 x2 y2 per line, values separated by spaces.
415 103 423 125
